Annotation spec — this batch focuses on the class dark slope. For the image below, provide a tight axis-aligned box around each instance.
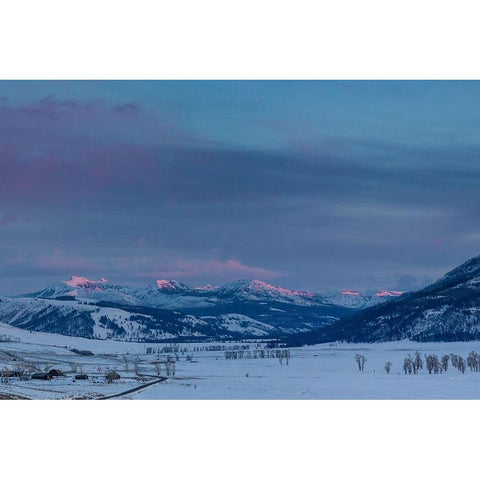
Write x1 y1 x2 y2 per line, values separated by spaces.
286 255 480 345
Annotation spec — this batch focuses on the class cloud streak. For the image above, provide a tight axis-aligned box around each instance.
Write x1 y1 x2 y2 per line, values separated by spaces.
1 82 480 295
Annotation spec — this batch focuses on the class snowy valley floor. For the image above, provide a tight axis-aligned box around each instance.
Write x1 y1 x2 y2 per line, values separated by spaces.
0 322 480 399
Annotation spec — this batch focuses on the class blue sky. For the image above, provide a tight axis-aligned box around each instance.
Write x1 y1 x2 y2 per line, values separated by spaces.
1 81 480 294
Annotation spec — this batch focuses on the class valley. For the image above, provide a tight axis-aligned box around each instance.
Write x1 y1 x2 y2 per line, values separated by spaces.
1 321 480 399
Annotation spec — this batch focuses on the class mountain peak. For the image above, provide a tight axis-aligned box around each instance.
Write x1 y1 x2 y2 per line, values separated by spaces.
216 279 316 302
155 279 191 292
64 276 109 288
341 289 360 296
375 290 403 297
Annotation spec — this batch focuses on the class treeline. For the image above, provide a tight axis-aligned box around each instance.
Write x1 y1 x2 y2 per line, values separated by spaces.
354 350 480 375
225 348 291 365
196 345 251 352
399 351 480 375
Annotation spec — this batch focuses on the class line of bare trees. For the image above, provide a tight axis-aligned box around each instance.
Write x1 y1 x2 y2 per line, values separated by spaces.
402 352 465 374
0 362 37 383
225 348 291 365
380 351 480 375
193 345 251 352
357 350 480 375
149 359 176 377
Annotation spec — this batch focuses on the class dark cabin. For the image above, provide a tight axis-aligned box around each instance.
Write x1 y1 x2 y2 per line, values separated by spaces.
31 372 52 380
75 374 89 380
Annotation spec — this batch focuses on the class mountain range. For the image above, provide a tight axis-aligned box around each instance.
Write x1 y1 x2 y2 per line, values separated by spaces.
0 277 401 342
4 254 480 344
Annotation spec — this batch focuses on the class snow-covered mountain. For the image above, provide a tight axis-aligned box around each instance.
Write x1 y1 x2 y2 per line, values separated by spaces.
23 276 141 305
23 276 400 310
286 254 480 345
327 289 402 309
5 276 403 342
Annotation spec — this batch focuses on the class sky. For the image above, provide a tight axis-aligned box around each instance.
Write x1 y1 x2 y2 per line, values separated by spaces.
1 80 480 295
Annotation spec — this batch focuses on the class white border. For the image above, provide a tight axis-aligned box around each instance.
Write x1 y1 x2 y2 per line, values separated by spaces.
2 401 478 479
1 0 480 79
1 1 479 478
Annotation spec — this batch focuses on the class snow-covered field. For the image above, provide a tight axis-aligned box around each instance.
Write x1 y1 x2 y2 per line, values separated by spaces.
134 341 480 400
1 321 480 399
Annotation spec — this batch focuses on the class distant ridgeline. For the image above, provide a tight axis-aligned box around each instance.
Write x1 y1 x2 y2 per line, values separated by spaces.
0 277 400 342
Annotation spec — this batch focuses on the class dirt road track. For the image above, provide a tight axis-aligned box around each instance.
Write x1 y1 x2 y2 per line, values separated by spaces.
98 376 168 400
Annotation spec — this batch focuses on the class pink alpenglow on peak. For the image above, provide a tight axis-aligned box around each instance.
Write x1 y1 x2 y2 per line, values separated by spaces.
375 290 403 297
155 279 186 291
243 279 314 298
341 289 360 296
64 276 108 288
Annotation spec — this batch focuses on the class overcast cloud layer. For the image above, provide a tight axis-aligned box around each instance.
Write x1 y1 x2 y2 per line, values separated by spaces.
1 81 480 295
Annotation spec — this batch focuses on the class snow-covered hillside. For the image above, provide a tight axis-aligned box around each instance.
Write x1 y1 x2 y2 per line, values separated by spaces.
0 295 328 341
287 254 480 344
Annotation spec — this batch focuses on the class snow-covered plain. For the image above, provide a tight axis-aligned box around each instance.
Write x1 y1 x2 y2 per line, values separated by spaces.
134 341 480 400
1 321 480 399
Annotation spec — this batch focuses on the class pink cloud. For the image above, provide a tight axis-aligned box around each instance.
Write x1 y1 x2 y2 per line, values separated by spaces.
135 257 282 282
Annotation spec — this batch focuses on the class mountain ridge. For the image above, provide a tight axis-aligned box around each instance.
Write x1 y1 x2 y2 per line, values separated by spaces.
22 276 402 309
1 276 402 342
285 254 480 345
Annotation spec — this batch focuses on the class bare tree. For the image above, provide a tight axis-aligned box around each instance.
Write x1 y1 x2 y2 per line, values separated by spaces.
153 361 162 376
441 354 450 372
425 354 441 374
450 354 459 370
17 362 35 381
425 355 433 374
1 367 10 384
413 351 423 374
467 351 479 372
458 356 466 374
433 355 442 374
134 362 141 376
276 350 288 366
403 356 413 374
384 361 392 374
355 354 367 372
